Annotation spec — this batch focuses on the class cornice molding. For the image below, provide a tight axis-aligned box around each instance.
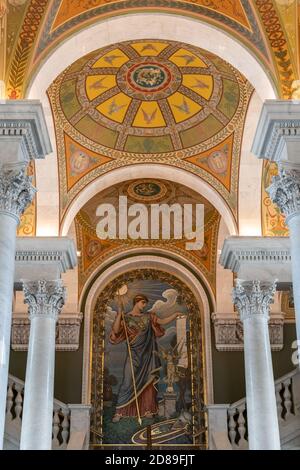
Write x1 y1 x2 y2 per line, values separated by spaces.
14 237 77 282
220 236 291 282
0 100 52 162
252 100 300 164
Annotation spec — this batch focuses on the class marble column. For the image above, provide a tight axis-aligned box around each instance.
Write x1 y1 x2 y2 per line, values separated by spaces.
20 280 66 450
233 280 280 450
268 165 300 352
0 165 35 449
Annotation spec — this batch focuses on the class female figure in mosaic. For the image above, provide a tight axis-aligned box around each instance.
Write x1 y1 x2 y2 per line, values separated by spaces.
110 293 180 423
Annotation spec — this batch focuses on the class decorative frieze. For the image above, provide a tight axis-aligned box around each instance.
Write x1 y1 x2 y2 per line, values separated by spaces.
11 312 83 351
212 312 284 351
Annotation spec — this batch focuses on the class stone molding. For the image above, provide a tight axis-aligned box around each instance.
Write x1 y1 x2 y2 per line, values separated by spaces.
251 100 300 163
220 236 291 282
11 312 83 351
212 312 284 351
220 237 291 271
23 280 66 320
257 120 300 162
0 100 52 161
0 165 36 222
14 237 77 282
232 280 276 322
268 166 300 222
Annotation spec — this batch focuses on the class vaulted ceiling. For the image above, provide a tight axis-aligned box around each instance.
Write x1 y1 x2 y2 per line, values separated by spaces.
56 40 241 154
2 0 297 277
48 39 252 221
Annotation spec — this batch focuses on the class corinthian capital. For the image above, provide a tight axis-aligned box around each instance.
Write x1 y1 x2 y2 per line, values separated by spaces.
23 280 66 321
0 165 36 222
232 280 276 322
267 166 300 221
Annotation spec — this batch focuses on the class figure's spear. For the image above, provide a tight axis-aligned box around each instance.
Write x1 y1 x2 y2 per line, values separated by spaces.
117 288 142 426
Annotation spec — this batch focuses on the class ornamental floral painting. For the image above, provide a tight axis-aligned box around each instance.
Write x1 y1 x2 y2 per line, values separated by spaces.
90 270 206 449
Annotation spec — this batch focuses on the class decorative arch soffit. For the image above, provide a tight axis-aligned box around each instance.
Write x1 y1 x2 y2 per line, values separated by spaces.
79 248 216 313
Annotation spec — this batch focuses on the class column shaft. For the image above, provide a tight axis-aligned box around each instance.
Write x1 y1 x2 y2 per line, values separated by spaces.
243 315 280 449
20 280 65 450
0 214 17 446
233 280 280 450
287 214 300 344
268 166 300 353
20 315 57 450
0 166 35 449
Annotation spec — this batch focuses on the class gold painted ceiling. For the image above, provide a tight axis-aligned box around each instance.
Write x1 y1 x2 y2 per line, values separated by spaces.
2 0 298 239
48 39 253 219
56 40 241 154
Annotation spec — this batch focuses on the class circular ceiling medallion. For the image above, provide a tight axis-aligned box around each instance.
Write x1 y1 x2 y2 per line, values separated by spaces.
130 64 168 90
127 179 168 202
117 57 181 100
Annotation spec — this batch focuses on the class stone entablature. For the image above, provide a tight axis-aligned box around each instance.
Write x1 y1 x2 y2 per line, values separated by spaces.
0 100 52 163
220 236 291 282
252 100 300 164
14 237 77 282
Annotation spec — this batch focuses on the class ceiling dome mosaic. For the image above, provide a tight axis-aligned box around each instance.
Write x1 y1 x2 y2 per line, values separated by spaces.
54 40 246 155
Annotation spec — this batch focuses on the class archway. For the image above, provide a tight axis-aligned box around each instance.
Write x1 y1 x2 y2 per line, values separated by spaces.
82 252 213 448
61 164 237 237
81 252 214 407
